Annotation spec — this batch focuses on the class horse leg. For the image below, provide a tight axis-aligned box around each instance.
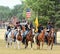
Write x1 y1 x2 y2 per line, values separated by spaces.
31 40 33 48
37 40 40 49
25 39 28 49
6 38 10 48
42 40 44 49
9 39 12 48
14 41 17 49
47 39 50 49
37 41 40 49
6 42 9 48
33 36 36 43
51 39 54 50
16 40 20 49
36 36 40 49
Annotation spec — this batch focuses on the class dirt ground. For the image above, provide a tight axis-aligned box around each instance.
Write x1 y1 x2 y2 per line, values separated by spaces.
0 29 60 54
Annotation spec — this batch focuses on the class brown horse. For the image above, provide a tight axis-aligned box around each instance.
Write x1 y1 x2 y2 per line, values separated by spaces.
15 29 22 49
47 28 54 50
16 30 22 41
25 28 33 49
36 29 45 49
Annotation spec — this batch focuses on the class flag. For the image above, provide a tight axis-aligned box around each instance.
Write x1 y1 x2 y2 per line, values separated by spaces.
26 8 31 18
34 17 38 27
34 17 38 32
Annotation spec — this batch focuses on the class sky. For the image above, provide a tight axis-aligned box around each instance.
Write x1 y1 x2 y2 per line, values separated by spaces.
0 0 22 9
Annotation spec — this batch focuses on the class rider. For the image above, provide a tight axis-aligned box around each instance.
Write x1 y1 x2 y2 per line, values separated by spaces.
47 22 53 32
14 21 21 42
35 24 43 44
46 22 56 43
38 24 43 35
25 22 30 31
35 24 43 37
5 23 11 40
22 22 30 44
46 22 54 37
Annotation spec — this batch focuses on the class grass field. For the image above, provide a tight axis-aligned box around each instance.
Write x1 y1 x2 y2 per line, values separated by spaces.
0 29 60 54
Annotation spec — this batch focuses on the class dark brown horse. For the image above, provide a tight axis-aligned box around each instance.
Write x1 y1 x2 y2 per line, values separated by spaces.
47 28 54 50
25 28 33 49
36 29 45 49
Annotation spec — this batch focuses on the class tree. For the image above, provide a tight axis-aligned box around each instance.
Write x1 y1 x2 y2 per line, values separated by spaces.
24 0 60 28
0 6 11 21
55 0 60 28
24 0 50 25
0 2 25 21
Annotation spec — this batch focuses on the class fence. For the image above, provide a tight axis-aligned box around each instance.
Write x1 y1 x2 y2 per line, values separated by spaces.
56 31 60 44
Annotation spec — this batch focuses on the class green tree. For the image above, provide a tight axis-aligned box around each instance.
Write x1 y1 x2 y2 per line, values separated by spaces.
0 6 11 21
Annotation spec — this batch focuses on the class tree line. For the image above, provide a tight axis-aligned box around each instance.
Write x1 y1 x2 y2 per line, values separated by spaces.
24 0 60 28
0 0 60 28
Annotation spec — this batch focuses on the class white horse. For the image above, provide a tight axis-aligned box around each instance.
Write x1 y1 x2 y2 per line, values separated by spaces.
5 28 16 48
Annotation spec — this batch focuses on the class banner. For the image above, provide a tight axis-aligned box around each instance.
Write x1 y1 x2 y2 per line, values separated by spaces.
34 17 38 32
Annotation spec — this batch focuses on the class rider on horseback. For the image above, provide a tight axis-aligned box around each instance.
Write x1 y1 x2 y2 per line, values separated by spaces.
45 22 54 39
47 22 53 32
5 23 12 41
14 21 21 42
22 22 31 44
36 24 44 37
35 24 44 44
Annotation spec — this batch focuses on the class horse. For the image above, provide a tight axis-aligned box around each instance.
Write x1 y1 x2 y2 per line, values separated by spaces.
22 28 33 49
47 28 55 50
36 29 45 49
5 28 15 48
14 28 22 49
